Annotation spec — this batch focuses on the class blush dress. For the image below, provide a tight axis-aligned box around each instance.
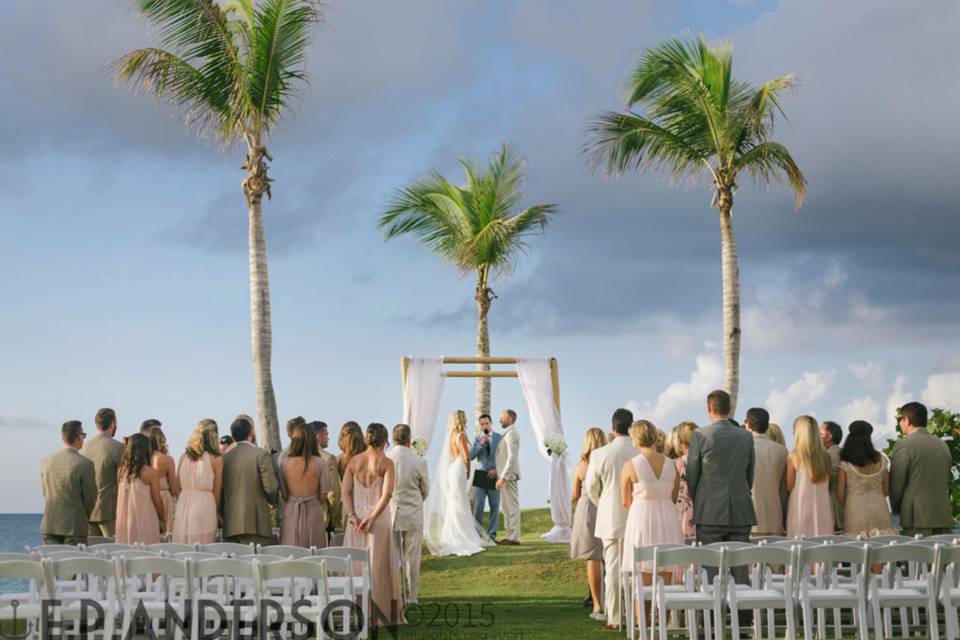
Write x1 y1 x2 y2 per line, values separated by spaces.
115 476 162 545
278 456 331 549
786 465 834 538
621 454 684 571
569 462 602 560
173 453 218 544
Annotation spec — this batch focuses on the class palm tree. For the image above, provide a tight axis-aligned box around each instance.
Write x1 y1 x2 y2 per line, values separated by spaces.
587 35 806 414
380 144 558 421
112 0 323 451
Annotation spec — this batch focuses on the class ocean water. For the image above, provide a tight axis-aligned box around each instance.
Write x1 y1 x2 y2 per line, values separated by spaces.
0 514 42 594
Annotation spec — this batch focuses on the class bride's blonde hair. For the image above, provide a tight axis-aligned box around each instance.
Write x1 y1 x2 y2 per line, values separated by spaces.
448 410 467 434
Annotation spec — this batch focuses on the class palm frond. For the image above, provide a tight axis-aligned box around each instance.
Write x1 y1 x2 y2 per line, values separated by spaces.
733 141 807 209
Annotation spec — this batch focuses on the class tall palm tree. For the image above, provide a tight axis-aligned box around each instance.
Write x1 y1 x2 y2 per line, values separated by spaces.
112 0 323 451
380 144 558 421
587 35 806 414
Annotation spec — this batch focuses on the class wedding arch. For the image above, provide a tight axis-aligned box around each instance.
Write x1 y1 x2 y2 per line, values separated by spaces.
399 356 571 543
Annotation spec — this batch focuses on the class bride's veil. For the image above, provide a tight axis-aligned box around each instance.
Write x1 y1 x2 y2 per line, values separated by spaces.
423 426 453 555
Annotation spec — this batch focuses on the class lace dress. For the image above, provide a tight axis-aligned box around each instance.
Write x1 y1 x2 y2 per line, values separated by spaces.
840 456 895 537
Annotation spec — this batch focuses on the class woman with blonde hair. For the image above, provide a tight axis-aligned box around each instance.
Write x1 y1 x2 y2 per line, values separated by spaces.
147 426 180 538
786 415 834 538
766 422 786 446
569 427 607 620
673 421 699 539
173 419 222 544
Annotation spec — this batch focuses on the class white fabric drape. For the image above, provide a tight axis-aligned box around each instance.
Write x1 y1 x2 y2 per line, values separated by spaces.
515 357 571 543
402 358 445 451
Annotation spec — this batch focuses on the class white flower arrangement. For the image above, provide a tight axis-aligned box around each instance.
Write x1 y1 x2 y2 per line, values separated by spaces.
411 436 428 457
544 434 567 457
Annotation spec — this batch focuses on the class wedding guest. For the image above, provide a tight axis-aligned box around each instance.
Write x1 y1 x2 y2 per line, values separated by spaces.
495 409 522 545
786 416 833 538
819 420 844 532
279 422 332 548
654 429 667 454
673 421 698 540
147 426 180 537
663 427 680 459
80 407 124 538
40 421 96 545
338 421 365 477
837 421 894 537
310 421 342 538
220 435 235 450
343 423 404 626
386 423 429 603
173 419 222 544
140 418 161 434
570 427 607 621
745 408 788 537
621 420 682 587
890 402 954 536
115 433 165 545
686 390 756 584
766 423 786 447
585 408 639 630
470 413 502 540
275 416 308 530
221 416 279 546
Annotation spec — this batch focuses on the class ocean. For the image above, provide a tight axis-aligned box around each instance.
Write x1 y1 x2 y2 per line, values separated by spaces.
0 514 42 594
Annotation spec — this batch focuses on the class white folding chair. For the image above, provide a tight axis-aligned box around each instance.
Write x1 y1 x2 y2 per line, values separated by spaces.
189 558 261 639
81 543 140 554
796 544 870 640
651 546 725 640
198 542 256 557
868 543 941 640
725 545 797 640
624 544 687 640
259 545 317 559
147 543 198 555
25 544 85 555
0 558 51 638
939 545 960 640
255 558 332 639
120 556 193 640
49 556 120 640
804 536 856 545
304 555 365 639
312 548 370 629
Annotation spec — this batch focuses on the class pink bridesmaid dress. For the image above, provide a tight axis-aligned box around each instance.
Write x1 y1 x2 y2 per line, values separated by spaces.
786 465 833 538
621 454 684 571
115 476 162 545
173 453 218 544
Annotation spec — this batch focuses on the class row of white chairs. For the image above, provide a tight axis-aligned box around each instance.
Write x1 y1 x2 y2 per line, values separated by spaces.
0 547 373 639
620 539 960 640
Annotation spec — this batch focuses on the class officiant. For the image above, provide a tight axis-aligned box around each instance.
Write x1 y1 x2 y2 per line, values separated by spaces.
469 413 502 540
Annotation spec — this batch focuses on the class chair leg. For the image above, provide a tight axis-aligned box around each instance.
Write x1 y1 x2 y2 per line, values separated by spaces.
657 599 667 640
899 606 908 639
753 607 762 640
873 599 885 640
785 601 797 640
802 602 813 640
930 597 941 640
730 603 741 640
817 606 826 640
767 607 775 640
833 606 841 639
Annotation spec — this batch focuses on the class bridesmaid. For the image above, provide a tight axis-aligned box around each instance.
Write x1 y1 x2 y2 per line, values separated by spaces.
173 419 223 544
337 422 366 477
569 428 607 621
147 426 180 538
279 422 332 548
673 421 699 541
342 423 404 627
786 416 834 538
115 433 165 544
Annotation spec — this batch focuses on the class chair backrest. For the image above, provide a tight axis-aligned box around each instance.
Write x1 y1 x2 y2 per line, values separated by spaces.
702 541 755 551
0 553 33 562
191 557 258 580
85 536 115 547
804 535 856 544
861 535 914 545
49 556 118 580
28 544 85 556
42 550 93 561
869 543 940 565
97 549 161 560
305 555 352 576
315 546 369 565
260 545 315 559
629 544 688 567
122 556 193 601
922 534 960 543
753 536 790 544
86 543 139 554
726 545 793 568
940 545 960 568
0 558 50 597
653 546 724 573
257 559 328 583
171 551 221 561
147 543 197 554
238 554 287 563
767 539 818 549
198 543 255 556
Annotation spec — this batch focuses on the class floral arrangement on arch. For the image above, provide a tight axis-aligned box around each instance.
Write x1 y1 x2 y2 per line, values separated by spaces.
411 436 428 457
544 434 567 457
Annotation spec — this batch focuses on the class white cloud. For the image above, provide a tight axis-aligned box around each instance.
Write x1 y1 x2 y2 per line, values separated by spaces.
836 395 882 428
922 372 960 410
766 370 836 425
849 361 885 387
626 353 722 426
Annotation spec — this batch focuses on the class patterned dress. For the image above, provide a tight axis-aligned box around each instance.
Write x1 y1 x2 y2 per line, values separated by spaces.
675 454 696 540
840 456 896 537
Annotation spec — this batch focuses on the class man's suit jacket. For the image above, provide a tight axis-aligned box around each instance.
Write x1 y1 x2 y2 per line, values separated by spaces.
889 429 954 530
221 442 280 539
40 448 97 537
386 445 429 531
79 433 124 523
495 427 520 482
750 432 788 535
318 448 342 529
825 444 844 531
686 420 757 527
585 435 639 540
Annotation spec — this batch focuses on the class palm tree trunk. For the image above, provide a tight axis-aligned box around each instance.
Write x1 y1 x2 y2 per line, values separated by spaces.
243 133 281 452
475 277 493 425
718 188 741 416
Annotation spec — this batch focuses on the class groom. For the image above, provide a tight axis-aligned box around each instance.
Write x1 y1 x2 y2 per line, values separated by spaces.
470 414 502 540
495 409 521 545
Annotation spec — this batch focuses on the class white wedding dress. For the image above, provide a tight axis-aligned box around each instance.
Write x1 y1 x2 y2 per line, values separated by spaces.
424 431 492 557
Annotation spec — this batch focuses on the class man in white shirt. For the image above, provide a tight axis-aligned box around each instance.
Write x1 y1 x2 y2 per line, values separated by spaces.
386 424 429 602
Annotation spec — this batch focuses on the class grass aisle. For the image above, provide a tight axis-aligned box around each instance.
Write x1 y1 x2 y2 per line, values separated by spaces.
405 508 612 640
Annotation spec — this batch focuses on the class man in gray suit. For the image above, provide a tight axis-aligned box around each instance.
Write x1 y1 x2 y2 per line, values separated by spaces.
686 390 756 583
41 421 97 545
221 416 280 546
819 421 844 532
890 402 954 536
386 424 429 603
80 407 124 538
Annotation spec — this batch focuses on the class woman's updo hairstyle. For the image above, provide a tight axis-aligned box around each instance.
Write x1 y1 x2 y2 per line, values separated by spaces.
629 420 659 448
364 422 388 449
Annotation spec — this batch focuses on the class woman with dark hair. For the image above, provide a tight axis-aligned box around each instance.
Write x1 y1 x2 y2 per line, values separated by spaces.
279 423 332 548
173 419 222 544
115 433 165 544
836 420 895 537
147 426 180 538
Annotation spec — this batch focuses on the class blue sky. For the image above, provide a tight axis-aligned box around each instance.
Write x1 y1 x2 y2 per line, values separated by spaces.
2 0 958 512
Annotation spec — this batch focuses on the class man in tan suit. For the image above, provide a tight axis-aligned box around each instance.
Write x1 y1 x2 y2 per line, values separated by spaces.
819 421 844 532
80 407 124 538
585 408 639 630
890 402 954 536
41 421 97 545
494 409 521 545
745 408 787 536
386 424 429 603
221 416 279 546
311 420 342 536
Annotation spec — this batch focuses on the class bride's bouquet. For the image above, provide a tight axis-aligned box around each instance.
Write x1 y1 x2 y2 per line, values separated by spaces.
411 436 428 457
544 434 567 457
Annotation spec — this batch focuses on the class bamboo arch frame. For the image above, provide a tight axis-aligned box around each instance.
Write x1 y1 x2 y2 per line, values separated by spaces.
400 356 562 412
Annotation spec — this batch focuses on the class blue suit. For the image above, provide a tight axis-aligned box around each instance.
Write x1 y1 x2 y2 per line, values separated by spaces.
470 431 502 539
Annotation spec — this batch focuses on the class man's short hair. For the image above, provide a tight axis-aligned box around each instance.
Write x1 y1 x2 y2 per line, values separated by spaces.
308 420 327 434
393 423 412 445
745 408 769 434
95 408 116 431
823 421 843 446
479 413 492 423
231 417 253 443
899 402 928 429
505 409 517 423
707 390 732 417
612 408 634 435
140 418 161 434
62 420 84 445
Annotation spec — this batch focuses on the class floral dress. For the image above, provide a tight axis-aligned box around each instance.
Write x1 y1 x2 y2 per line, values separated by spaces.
675 454 695 539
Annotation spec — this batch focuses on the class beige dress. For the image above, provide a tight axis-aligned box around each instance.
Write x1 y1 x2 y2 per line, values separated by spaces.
840 457 896 537
173 453 218 544
278 456 330 549
115 476 162 545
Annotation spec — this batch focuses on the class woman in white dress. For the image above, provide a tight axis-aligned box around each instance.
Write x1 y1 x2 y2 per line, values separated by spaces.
424 410 492 556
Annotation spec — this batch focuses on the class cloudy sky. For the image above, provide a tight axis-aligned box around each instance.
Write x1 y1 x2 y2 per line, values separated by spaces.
2 0 958 512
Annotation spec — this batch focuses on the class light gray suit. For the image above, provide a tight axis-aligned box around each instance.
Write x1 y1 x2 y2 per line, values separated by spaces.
79 432 124 537
750 432 788 536
890 428 954 535
40 447 97 544
495 426 521 542
585 435 640 627
221 442 280 545
387 445 429 602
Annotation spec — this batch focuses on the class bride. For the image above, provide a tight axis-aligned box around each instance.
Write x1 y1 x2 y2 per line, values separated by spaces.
424 410 493 556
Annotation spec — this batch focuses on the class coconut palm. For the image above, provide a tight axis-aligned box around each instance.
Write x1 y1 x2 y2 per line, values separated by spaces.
111 0 323 451
380 143 558 420
587 35 806 414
